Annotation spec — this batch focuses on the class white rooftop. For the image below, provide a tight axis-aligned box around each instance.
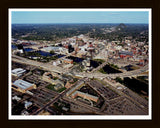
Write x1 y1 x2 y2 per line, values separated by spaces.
13 79 34 90
41 46 62 52
12 68 26 74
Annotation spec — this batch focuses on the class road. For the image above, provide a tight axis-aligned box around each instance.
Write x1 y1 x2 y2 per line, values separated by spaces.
12 55 64 73
32 78 78 115
75 64 148 79
12 55 148 115
12 55 148 79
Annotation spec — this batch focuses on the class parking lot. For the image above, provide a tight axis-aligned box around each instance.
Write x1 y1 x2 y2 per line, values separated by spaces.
88 80 120 100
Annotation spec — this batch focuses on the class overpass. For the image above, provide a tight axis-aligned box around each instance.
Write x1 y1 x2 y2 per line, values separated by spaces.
12 55 149 79
75 64 148 79
91 61 109 73
91 57 142 73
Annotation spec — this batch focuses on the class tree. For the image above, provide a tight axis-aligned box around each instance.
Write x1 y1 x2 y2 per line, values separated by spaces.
50 50 55 54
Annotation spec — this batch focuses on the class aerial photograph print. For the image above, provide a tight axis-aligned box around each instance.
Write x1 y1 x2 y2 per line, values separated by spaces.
9 9 151 120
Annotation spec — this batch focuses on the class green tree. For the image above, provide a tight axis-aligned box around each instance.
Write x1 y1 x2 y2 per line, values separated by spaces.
50 50 55 54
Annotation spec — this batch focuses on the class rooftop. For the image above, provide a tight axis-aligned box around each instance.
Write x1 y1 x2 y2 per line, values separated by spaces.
12 68 26 74
13 79 34 90
72 91 98 100
119 51 133 56
41 46 62 52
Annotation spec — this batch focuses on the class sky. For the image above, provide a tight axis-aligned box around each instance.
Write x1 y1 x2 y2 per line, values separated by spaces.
11 11 149 24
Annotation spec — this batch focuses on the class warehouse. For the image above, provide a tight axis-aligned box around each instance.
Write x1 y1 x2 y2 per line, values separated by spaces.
12 68 26 77
12 79 37 93
119 51 133 58
71 91 99 103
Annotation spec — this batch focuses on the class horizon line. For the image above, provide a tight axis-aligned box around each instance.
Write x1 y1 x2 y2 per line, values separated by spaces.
12 23 149 24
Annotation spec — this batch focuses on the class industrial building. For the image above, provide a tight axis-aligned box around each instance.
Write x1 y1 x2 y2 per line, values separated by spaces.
65 81 73 89
71 91 99 103
12 79 37 93
54 83 64 91
82 58 92 71
12 68 26 77
66 81 84 96
42 72 58 83
12 95 21 101
24 101 33 109
42 72 64 87
63 58 73 64
119 51 133 58
53 60 61 66
41 46 63 53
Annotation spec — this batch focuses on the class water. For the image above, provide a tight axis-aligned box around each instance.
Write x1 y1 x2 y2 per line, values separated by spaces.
102 64 122 74
122 77 148 96
12 44 17 50
24 49 55 57
56 54 65 58
90 60 102 68
65 56 101 67
124 64 134 71
67 56 84 63
36 50 54 56
24 48 34 52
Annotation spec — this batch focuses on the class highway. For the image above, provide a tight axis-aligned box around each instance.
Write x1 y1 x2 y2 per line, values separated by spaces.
12 55 64 73
75 64 148 79
12 55 148 115
12 55 148 79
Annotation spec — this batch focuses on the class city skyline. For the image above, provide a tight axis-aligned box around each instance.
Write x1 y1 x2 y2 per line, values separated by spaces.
12 11 149 24
9 9 151 120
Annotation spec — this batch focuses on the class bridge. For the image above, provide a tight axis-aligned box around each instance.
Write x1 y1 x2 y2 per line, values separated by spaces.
91 57 142 74
75 64 148 79
91 61 109 73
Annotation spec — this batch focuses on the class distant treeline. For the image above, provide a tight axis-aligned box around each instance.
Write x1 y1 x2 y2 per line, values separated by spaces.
12 23 148 42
